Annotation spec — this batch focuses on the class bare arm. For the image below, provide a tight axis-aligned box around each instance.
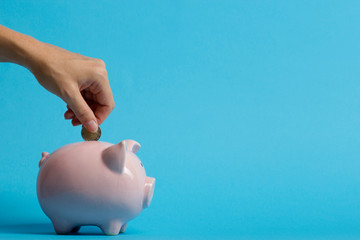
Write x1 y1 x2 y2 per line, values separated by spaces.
0 25 115 132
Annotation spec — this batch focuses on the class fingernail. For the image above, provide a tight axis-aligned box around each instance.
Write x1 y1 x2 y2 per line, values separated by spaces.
85 120 98 133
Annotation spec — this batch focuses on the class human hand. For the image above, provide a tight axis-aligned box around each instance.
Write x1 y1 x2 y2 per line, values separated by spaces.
29 43 115 132
0 25 114 132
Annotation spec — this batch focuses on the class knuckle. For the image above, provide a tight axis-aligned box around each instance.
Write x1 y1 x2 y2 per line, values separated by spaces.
89 59 107 80
94 66 108 80
95 58 106 67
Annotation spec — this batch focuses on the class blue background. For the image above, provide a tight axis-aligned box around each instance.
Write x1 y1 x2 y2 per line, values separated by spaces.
1 0 360 239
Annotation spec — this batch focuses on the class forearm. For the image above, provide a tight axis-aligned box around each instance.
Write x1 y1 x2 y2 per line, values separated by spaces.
0 25 41 70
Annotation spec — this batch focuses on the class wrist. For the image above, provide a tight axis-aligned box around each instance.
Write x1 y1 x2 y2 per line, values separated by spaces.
0 26 44 71
11 35 44 72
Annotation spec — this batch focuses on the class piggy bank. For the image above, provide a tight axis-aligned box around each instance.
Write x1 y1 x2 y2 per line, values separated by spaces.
37 139 155 235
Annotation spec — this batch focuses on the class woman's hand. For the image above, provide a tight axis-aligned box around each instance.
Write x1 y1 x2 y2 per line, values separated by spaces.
30 43 115 132
0 25 115 132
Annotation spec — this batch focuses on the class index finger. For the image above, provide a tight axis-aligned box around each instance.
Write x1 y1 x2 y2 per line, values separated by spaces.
91 81 115 125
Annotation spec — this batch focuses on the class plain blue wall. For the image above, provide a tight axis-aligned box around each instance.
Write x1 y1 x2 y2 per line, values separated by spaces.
1 0 360 239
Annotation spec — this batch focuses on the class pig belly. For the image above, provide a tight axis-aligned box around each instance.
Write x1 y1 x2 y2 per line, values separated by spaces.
38 164 122 222
37 153 139 224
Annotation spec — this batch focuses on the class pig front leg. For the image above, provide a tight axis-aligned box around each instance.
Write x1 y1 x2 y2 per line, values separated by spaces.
120 222 128 233
52 220 78 235
100 220 122 235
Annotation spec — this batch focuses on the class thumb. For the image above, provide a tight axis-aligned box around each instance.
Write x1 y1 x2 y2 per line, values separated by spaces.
66 91 98 132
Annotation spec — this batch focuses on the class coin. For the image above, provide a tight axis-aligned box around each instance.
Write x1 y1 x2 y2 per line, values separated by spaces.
81 125 101 141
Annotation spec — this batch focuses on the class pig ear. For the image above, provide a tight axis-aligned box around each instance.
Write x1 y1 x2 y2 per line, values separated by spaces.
102 141 127 174
125 139 141 154
39 152 50 168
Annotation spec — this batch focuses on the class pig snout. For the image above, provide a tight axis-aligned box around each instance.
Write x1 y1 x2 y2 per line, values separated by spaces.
143 177 155 208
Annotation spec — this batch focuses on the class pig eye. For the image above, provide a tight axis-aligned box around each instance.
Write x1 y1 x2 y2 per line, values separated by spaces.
140 162 144 167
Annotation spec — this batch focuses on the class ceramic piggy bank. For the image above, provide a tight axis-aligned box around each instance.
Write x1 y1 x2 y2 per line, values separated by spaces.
37 139 155 235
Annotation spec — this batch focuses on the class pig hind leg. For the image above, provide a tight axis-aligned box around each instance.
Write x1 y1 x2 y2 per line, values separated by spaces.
100 220 122 235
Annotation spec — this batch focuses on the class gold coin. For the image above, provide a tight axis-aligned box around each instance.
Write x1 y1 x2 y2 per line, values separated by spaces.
81 125 101 141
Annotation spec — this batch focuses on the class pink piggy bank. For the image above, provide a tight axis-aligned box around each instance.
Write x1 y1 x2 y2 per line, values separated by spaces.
37 139 155 235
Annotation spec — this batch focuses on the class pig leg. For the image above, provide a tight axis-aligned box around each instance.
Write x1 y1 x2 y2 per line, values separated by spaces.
52 220 76 235
100 220 122 235
120 222 128 233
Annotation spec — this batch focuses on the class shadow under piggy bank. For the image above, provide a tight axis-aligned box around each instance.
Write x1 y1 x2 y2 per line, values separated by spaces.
0 222 143 235
0 222 55 235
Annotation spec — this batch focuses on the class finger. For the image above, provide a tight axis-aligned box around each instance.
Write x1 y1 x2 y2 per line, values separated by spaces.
92 84 115 125
94 104 114 125
66 90 98 132
71 117 81 126
64 110 75 119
